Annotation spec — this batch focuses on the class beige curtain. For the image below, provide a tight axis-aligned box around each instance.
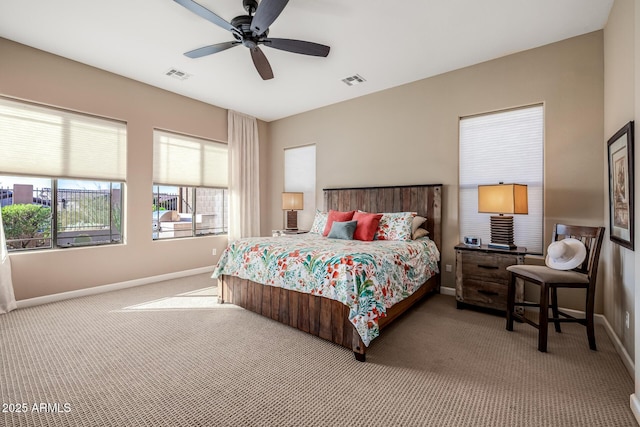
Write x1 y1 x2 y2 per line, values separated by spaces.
228 110 261 241
0 207 16 314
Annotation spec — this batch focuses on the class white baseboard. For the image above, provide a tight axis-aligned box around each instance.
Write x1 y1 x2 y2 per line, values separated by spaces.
631 394 640 426
599 312 635 379
553 306 634 378
16 266 214 309
440 286 455 296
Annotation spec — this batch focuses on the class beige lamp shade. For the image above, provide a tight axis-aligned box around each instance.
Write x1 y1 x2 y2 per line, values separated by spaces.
478 183 528 249
478 184 528 214
282 192 304 211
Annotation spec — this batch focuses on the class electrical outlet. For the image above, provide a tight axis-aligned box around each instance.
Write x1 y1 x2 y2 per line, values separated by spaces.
212 248 217 256
445 264 452 273
625 311 630 329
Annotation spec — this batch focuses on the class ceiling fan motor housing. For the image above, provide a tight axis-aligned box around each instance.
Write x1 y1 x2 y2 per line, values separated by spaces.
231 15 268 43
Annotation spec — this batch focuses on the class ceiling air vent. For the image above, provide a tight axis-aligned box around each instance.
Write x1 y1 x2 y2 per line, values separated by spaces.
165 68 191 81
341 74 366 86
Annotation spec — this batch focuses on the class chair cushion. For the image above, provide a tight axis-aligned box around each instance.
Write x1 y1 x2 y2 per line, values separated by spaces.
506 265 589 284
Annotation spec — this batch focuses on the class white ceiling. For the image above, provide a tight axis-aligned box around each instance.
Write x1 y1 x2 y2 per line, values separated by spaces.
0 0 613 122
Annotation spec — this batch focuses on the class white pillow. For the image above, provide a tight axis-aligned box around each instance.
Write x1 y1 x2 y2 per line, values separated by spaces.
412 228 429 239
412 215 427 234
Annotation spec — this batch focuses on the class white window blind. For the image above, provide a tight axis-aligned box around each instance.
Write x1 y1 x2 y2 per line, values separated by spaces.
459 105 544 253
153 129 227 188
0 97 126 181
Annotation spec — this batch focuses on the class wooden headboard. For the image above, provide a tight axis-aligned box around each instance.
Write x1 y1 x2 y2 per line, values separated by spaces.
323 184 442 249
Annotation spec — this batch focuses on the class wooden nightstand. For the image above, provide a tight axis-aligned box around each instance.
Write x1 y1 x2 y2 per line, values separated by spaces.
272 229 309 236
455 244 527 313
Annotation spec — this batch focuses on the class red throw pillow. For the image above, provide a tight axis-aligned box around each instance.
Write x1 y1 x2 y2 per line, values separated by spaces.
323 210 355 236
352 211 383 241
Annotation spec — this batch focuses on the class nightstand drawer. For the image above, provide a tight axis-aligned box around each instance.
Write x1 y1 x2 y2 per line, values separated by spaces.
461 278 508 311
461 252 514 281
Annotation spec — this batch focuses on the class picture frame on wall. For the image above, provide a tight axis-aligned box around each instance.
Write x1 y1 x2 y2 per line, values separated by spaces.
607 121 635 251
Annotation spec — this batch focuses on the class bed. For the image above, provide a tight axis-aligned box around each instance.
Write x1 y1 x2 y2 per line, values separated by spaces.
213 184 442 361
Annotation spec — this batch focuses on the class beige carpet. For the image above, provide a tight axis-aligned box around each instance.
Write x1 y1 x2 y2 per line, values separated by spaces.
0 273 636 426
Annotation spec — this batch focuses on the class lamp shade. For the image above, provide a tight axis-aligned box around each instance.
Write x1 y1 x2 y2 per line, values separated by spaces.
282 192 304 210
478 184 528 215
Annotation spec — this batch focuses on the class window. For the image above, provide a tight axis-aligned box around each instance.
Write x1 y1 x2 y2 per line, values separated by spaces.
152 186 228 239
0 97 126 251
153 130 228 239
284 144 316 229
459 105 544 253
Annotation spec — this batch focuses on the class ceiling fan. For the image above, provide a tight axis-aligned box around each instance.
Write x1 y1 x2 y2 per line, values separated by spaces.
173 0 331 80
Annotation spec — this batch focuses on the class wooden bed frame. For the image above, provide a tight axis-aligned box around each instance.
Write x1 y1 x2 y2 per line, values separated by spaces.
218 184 442 361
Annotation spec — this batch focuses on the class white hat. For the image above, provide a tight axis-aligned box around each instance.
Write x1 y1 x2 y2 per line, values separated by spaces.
545 238 587 270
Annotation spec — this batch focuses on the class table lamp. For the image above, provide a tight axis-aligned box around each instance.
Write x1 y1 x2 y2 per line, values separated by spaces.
282 192 304 230
478 183 528 249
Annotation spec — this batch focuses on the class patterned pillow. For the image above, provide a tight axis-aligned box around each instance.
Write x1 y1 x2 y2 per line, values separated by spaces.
375 212 416 241
309 210 328 234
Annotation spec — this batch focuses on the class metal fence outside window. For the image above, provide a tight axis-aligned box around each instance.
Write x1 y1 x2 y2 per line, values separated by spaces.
1 185 121 250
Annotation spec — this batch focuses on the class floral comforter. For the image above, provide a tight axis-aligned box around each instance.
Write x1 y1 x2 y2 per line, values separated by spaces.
211 234 440 346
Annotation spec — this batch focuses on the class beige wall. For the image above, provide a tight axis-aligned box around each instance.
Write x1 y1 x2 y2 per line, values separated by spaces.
605 0 640 418
258 119 271 238
604 0 637 363
0 38 273 300
635 0 640 414
636 0 640 407
268 32 605 309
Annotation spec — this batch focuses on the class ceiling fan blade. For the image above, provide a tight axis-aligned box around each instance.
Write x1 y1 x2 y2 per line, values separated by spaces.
173 0 238 34
263 38 330 57
250 47 274 80
184 42 240 58
250 0 289 36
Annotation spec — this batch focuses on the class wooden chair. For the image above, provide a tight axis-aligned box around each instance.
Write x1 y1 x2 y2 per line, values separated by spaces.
505 224 605 352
